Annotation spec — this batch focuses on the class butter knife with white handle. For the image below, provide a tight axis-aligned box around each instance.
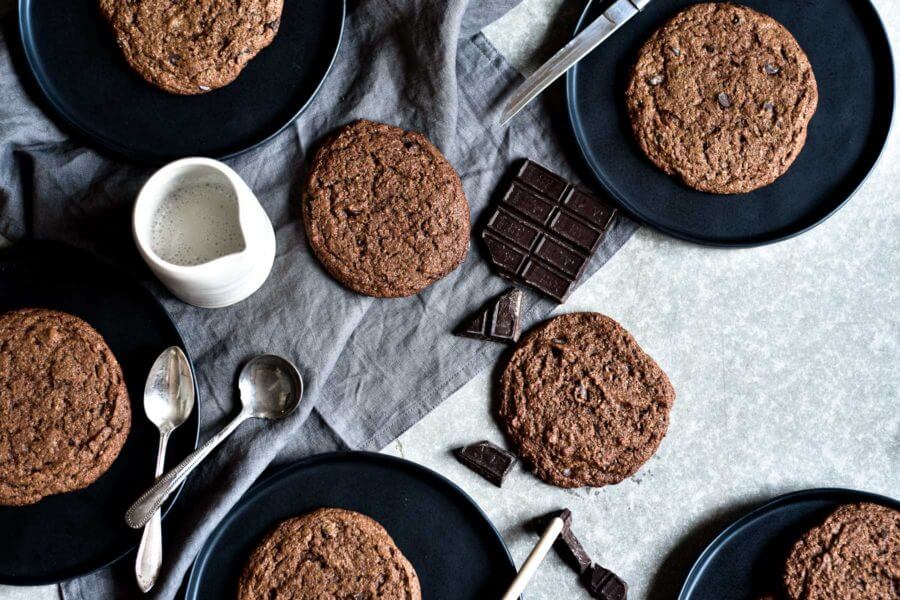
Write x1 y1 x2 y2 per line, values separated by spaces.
499 0 651 126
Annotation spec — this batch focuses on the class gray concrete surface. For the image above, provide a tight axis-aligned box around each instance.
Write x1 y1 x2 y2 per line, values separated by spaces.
2 0 898 598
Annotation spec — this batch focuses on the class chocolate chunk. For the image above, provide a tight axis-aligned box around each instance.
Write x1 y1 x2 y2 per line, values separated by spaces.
454 441 516 487
482 161 617 303
456 288 523 344
718 92 731 108
559 515 593 575
527 509 593 575
588 564 628 600
764 63 780 75
763 101 775 111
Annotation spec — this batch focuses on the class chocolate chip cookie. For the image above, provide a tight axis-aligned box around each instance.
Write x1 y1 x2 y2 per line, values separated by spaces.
303 120 470 297
626 3 818 194
783 502 899 600
499 313 675 488
238 508 422 600
0 309 131 506
99 0 284 95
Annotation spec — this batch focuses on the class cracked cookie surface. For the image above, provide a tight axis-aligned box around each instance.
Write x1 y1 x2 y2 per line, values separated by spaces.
0 309 131 506
99 0 284 95
499 313 675 488
626 3 818 194
238 508 422 600
783 502 899 600
303 120 470 298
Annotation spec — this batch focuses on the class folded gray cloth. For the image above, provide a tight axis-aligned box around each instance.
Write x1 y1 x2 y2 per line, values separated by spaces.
0 1 638 597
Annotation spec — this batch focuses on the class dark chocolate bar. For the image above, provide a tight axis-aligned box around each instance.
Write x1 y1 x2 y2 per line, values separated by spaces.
588 564 628 600
455 288 523 343
482 161 617 302
453 441 516 487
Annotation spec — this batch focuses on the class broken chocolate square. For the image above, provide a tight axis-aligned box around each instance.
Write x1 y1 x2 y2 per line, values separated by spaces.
482 161 617 302
453 441 516 487
588 564 628 600
455 288 523 343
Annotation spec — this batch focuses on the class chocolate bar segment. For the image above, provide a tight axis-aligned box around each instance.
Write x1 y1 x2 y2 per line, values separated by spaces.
517 161 568 199
456 288 523 344
483 234 527 273
528 509 592 575
588 564 628 600
527 508 628 599
483 161 617 302
555 509 593 576
454 441 517 487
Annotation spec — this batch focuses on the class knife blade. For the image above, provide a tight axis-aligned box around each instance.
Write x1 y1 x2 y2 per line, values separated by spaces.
499 0 651 126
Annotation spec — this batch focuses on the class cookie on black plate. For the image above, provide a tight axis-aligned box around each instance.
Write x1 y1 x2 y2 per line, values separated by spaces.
0 309 131 506
626 3 818 194
238 508 421 600
99 0 284 95
783 502 899 600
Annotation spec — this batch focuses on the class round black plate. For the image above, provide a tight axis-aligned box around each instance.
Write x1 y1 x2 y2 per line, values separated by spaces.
185 452 516 600
567 0 895 246
17 0 345 163
679 488 900 599
0 241 200 584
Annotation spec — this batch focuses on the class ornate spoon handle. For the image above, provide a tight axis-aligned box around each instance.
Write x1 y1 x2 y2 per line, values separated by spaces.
126 411 249 529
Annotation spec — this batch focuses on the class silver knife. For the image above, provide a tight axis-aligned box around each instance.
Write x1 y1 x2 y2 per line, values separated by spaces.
500 0 651 126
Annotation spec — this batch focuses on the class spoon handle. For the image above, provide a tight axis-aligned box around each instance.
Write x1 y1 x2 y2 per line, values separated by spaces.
126 412 249 529
135 430 171 592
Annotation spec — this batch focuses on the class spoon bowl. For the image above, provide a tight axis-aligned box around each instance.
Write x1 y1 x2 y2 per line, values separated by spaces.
238 354 303 419
144 346 195 433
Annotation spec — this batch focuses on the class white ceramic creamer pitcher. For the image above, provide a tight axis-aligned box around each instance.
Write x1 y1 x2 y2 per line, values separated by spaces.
133 158 276 308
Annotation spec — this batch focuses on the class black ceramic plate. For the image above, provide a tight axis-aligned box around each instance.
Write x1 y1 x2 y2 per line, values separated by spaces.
679 488 900 599
17 0 345 163
567 0 895 246
185 452 517 600
0 241 200 584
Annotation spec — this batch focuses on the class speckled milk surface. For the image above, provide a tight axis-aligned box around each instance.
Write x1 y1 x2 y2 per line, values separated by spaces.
1 0 898 599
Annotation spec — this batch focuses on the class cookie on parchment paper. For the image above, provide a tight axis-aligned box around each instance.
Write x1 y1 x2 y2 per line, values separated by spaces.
303 120 470 298
498 312 675 488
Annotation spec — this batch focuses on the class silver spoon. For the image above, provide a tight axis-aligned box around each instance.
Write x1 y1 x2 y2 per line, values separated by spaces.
125 354 303 530
135 347 195 593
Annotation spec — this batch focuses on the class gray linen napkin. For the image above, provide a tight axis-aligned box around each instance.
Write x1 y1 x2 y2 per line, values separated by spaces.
0 1 638 598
